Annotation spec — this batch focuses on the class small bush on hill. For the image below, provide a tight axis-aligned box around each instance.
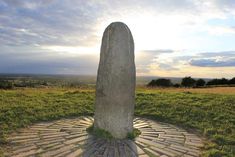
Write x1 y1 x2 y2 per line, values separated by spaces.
181 76 196 87
207 78 229 86
228 77 235 85
173 83 180 88
147 78 172 87
196 79 206 87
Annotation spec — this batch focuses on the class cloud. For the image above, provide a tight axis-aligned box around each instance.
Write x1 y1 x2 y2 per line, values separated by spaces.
136 49 174 65
0 0 103 47
0 45 99 74
1 0 54 9
135 49 180 75
0 54 99 74
0 0 235 77
1 0 234 48
158 63 179 70
141 49 174 54
135 49 175 74
207 26 235 35
136 65 151 74
213 0 235 13
197 51 235 57
190 58 235 67
189 51 235 67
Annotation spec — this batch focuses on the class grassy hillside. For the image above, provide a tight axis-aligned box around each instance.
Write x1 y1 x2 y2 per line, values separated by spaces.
0 87 234 156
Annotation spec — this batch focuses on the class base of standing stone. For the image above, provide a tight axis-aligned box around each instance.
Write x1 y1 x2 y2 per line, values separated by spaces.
4 117 204 157
86 124 141 140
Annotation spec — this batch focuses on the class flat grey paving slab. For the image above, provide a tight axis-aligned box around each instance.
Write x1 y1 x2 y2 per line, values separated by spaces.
4 117 204 157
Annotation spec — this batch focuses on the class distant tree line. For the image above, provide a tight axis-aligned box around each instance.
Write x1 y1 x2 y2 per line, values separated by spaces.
0 79 84 89
0 80 48 89
147 77 235 88
207 78 235 85
0 80 14 89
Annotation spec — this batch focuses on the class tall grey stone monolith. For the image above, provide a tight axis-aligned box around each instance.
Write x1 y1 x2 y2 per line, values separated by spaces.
94 22 136 139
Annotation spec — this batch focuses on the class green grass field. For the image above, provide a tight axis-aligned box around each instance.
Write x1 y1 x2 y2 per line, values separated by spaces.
0 87 234 157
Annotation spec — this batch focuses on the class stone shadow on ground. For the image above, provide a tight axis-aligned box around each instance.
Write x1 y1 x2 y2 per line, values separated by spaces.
80 137 140 157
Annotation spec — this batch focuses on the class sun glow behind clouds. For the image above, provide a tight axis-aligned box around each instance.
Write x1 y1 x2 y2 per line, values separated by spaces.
45 13 191 56
96 13 190 51
126 14 185 50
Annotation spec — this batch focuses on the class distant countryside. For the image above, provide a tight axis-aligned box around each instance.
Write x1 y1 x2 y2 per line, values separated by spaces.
0 74 234 89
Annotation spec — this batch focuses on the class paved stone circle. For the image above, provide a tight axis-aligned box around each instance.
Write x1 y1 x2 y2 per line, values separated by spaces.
4 117 203 157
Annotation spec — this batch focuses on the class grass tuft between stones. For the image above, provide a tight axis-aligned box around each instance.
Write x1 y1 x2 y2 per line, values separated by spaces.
86 124 141 140
127 128 141 140
86 124 113 139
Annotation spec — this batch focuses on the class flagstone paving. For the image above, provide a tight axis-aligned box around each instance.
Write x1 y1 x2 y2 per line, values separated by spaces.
4 117 204 157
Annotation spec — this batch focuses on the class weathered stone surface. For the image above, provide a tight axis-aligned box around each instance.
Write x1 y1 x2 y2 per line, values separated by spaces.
94 22 136 139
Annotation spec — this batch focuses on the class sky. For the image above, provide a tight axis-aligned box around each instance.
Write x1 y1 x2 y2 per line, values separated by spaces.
0 0 235 78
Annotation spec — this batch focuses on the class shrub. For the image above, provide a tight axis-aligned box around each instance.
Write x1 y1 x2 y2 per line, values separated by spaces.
181 76 196 87
196 79 206 87
220 78 229 85
228 77 235 85
207 78 229 86
147 78 172 87
173 83 180 88
204 148 225 157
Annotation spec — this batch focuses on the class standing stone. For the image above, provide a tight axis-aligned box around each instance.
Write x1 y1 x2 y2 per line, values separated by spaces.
94 22 136 139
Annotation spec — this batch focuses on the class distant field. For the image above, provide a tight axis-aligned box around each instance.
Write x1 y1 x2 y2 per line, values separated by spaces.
137 86 235 94
0 74 204 85
0 87 234 156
